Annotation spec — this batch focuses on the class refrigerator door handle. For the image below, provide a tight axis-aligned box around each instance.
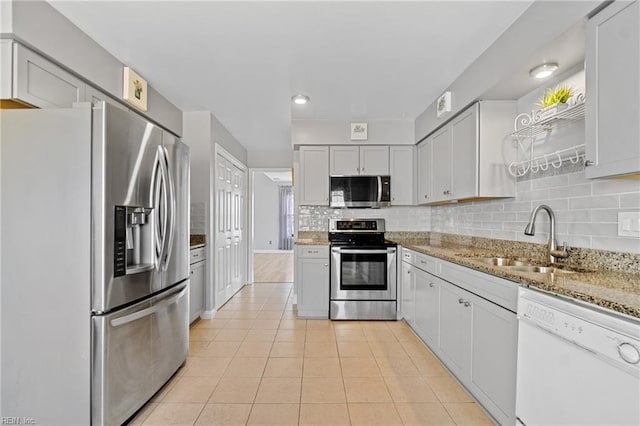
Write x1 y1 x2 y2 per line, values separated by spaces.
151 148 165 268
161 146 176 271
110 286 187 327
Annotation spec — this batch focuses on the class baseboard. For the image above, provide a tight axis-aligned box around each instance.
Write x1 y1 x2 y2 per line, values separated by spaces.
201 310 215 319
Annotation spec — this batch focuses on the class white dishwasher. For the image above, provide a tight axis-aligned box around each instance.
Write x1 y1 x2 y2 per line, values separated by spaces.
516 287 640 426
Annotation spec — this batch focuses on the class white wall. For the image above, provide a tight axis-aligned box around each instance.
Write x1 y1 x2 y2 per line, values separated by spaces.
253 173 282 250
248 149 293 168
414 1 602 142
292 119 414 145
7 0 183 135
212 114 248 165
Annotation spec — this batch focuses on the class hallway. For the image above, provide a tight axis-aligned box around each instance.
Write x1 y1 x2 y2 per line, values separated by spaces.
253 252 294 282
131 282 492 425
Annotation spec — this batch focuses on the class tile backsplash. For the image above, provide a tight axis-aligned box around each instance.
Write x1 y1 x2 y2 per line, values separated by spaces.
431 161 640 254
297 206 431 232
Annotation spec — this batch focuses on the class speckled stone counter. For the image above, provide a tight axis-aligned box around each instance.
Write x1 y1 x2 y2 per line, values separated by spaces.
295 231 330 245
392 233 640 319
190 234 206 248
294 230 640 318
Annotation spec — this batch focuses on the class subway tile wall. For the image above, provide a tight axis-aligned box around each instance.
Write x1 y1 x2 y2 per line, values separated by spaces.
298 205 431 232
431 160 640 254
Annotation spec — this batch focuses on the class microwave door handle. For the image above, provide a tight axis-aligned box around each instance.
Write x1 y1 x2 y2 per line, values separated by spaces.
377 176 383 204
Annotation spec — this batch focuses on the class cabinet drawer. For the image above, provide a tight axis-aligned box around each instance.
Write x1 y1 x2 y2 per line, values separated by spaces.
401 248 414 264
298 245 329 258
414 252 438 275
190 247 205 264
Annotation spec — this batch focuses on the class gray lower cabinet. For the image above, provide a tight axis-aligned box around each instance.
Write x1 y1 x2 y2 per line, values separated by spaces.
402 248 518 425
413 268 440 348
189 247 205 323
295 245 330 318
399 260 415 325
438 282 473 382
585 0 640 178
12 42 85 108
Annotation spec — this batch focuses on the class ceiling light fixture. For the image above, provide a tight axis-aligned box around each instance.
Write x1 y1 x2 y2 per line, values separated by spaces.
529 62 559 79
291 94 310 105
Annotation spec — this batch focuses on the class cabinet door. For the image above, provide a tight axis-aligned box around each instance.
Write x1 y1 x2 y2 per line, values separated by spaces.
414 269 439 347
439 282 472 381
297 256 330 317
431 126 452 203
400 262 415 325
300 146 329 205
417 139 432 205
13 43 85 108
360 146 389 175
330 146 360 175
451 105 478 199
470 293 517 425
390 146 414 205
189 261 205 323
585 1 640 178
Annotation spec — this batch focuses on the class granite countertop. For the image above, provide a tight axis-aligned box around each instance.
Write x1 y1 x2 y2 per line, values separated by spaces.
190 234 206 248
295 238 330 245
393 237 640 319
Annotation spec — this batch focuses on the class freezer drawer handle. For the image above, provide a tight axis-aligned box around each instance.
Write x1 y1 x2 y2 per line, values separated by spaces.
110 286 187 327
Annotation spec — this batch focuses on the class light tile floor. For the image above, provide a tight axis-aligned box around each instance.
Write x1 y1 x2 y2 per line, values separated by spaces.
131 283 493 425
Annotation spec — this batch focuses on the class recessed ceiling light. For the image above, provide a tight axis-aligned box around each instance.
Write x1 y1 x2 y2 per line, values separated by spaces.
291 94 310 105
529 62 559 79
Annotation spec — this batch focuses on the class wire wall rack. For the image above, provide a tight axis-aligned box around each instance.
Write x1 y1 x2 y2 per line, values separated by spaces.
508 93 586 178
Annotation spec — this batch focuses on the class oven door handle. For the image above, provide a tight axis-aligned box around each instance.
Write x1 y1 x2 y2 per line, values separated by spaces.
332 248 396 254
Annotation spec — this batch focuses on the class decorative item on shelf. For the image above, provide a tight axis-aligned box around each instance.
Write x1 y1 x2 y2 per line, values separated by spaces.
350 122 368 140
535 85 575 120
436 91 451 118
123 67 148 111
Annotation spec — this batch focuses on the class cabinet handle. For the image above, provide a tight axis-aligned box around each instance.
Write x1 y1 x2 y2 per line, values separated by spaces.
324 264 328 267
458 298 471 307
190 271 194 275
585 160 594 167
443 190 451 195
407 270 411 274
356 167 359 171
429 283 434 288
361 168 365 172
424 194 428 199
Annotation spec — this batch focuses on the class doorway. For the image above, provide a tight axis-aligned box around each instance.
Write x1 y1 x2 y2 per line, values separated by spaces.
249 169 294 283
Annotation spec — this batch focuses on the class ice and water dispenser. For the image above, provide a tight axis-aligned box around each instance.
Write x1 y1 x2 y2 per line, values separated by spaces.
114 206 154 277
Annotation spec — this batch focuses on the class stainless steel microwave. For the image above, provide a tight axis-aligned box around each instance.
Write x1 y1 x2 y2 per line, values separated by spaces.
329 176 391 208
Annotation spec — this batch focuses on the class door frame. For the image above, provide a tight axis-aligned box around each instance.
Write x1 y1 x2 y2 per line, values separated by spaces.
247 167 294 284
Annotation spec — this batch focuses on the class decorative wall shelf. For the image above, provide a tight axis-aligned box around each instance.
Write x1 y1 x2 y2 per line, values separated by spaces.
508 93 586 177
510 93 585 140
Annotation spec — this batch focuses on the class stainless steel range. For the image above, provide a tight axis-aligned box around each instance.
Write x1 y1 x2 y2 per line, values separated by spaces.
329 218 397 320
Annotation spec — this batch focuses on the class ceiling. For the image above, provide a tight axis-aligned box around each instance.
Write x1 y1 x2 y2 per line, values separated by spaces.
49 1 533 151
263 171 293 184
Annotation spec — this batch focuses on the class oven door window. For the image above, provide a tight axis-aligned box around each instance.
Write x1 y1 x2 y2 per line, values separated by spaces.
340 252 387 291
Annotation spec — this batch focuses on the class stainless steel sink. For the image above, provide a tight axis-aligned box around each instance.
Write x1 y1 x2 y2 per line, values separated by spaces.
506 265 576 275
470 257 592 275
474 257 534 267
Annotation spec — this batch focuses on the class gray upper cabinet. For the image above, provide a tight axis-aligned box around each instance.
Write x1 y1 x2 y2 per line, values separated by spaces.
13 43 85 108
419 101 516 204
585 1 640 179
299 146 330 205
417 138 433 204
329 145 389 176
389 146 415 205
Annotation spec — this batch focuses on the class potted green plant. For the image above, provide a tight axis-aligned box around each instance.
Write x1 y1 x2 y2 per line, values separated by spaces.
536 85 575 120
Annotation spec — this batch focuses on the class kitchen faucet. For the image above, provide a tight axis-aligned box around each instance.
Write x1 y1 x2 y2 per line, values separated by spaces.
524 204 569 264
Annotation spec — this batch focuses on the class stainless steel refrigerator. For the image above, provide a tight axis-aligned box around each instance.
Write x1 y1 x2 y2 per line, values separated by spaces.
1 102 190 425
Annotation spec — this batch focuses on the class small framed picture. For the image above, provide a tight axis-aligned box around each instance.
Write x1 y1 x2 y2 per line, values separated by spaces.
436 91 451 118
123 67 148 111
350 123 368 140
